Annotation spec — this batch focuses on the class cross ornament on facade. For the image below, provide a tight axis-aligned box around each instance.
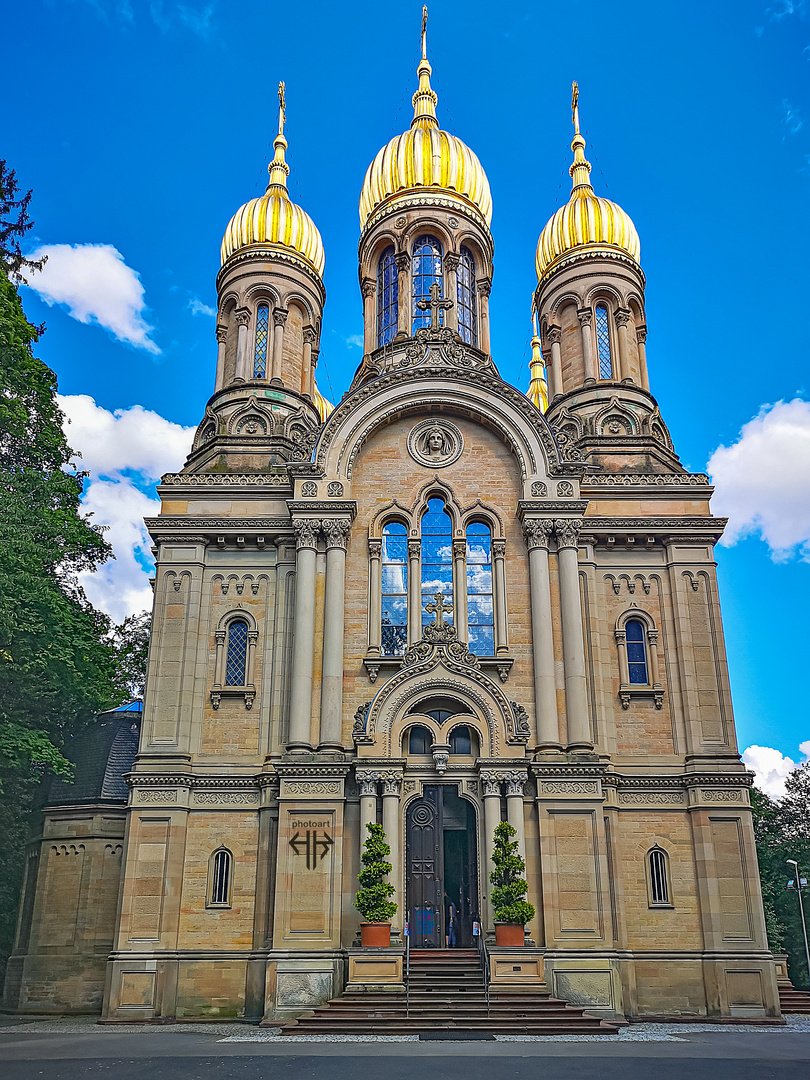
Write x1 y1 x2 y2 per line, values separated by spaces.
424 590 453 627
416 281 453 329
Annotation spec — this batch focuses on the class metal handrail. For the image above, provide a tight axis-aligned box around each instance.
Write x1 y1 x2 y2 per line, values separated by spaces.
476 922 490 1018
405 911 410 1018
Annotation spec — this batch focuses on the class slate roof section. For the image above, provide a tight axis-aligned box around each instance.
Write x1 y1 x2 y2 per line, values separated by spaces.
45 701 142 807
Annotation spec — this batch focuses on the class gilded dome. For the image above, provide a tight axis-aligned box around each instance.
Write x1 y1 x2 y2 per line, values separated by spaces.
221 86 325 276
536 84 639 281
359 27 492 230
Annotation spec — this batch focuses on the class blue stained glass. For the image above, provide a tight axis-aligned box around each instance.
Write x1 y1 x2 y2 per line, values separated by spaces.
466 522 494 655
625 619 649 684
595 304 613 379
377 246 399 347
456 246 478 346
412 236 443 332
253 304 269 379
421 499 453 626
225 620 249 685
382 522 408 655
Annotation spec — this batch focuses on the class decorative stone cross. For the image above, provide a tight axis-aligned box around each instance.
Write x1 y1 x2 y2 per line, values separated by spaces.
424 590 453 627
416 282 453 329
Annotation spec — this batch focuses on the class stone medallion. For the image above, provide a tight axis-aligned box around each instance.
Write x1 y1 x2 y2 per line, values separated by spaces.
407 418 464 468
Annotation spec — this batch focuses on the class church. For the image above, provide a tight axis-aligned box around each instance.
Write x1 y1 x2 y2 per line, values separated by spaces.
3 12 780 1026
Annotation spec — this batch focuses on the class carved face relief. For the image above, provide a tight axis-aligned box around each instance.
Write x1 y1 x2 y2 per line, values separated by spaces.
408 418 464 468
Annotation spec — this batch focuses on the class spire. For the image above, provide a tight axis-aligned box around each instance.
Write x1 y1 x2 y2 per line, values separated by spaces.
569 81 593 194
527 309 549 412
267 80 291 194
411 5 439 130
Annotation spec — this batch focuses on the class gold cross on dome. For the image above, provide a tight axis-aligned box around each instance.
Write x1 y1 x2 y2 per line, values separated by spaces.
424 591 453 627
416 282 453 328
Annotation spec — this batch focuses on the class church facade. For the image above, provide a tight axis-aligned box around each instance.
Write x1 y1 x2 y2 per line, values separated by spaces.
4 21 780 1024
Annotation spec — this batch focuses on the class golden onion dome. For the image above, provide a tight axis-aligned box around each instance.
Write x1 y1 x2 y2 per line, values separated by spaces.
313 383 333 423
526 315 549 412
359 11 492 231
221 84 325 277
536 83 639 281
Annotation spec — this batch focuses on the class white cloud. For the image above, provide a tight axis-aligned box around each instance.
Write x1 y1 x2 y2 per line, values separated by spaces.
189 296 216 318
743 742 810 798
346 334 364 348
782 98 805 137
708 398 810 560
58 395 195 622
27 244 160 354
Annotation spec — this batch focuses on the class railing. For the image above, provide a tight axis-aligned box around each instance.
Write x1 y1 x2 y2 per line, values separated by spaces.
405 910 411 1018
476 921 490 1019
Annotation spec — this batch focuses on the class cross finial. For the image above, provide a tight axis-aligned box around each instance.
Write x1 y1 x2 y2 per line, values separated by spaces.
571 80 580 136
424 591 453 628
278 80 286 137
416 281 453 328
421 5 428 60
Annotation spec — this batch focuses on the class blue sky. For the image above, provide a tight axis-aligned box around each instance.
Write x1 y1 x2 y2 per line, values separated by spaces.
5 0 810 784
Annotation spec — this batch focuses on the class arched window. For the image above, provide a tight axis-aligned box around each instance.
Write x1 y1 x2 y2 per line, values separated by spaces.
626 620 649 684
208 847 232 907
381 522 408 656
449 725 472 755
377 246 398 347
408 725 433 754
594 304 613 379
456 246 477 346
648 846 671 907
412 236 443 332
466 522 494 655
225 619 249 686
421 499 453 631
253 303 269 379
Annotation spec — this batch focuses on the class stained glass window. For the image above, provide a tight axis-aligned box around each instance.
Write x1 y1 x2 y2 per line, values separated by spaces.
412 236 443 332
210 848 232 906
456 246 477 346
225 619 248 685
648 847 669 906
377 246 398 347
466 522 494 655
421 499 453 629
253 304 269 379
382 522 408 655
626 620 648 684
595 303 613 379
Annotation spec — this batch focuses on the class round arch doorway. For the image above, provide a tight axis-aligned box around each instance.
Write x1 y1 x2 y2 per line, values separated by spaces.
406 784 479 948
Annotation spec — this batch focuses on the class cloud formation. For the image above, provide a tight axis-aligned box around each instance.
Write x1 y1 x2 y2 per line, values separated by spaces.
189 296 216 318
58 395 195 622
708 398 810 560
27 244 160 354
743 741 810 797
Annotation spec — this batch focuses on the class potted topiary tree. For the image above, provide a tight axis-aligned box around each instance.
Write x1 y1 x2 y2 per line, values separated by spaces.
355 822 398 947
489 820 535 946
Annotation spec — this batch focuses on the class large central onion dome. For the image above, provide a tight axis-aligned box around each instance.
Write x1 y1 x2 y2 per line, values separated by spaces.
359 14 492 231
536 83 639 281
221 88 325 276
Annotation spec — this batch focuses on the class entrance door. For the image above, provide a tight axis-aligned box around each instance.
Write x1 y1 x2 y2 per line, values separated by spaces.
406 785 478 948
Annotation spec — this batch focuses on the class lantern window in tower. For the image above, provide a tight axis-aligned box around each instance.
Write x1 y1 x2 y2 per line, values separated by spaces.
412 236 444 332
595 304 613 379
457 246 478 347
377 246 398 347
253 304 269 379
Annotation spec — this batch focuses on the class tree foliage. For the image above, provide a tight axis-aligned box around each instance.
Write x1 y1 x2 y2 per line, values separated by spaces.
489 820 535 926
355 823 397 923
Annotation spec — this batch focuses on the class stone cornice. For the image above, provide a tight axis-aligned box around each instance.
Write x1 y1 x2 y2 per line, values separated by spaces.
517 500 589 518
582 473 711 490
159 473 292 491
274 763 351 779
146 516 293 532
579 516 727 535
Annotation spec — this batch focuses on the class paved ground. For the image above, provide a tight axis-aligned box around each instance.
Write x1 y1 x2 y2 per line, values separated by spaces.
0 1016 808 1080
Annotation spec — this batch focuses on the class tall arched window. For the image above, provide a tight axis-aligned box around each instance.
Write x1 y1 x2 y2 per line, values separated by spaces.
377 246 398 347
253 303 269 379
408 725 433 754
381 522 408 655
421 499 453 630
466 522 494 655
625 619 649 684
456 246 477 346
594 304 613 379
648 846 671 907
412 236 443 332
208 846 232 907
225 619 249 686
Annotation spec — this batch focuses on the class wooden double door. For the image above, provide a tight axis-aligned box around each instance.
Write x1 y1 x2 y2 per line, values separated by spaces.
406 784 479 948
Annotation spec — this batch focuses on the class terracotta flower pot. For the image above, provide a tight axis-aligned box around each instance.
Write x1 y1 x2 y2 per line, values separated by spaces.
494 922 525 947
360 922 391 947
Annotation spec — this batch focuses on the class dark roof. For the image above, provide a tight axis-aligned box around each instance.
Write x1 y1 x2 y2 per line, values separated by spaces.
45 701 142 807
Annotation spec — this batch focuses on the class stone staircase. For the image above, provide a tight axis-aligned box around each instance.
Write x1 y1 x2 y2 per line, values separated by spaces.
280 949 620 1035
779 985 810 1014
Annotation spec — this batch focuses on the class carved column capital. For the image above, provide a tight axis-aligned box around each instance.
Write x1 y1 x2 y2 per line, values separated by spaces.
647 628 659 645
614 307 632 328
216 324 228 344
477 276 492 298
546 323 562 346
479 770 503 798
380 771 403 796
322 518 351 551
356 770 380 797
311 349 319 369
522 518 553 551
361 277 376 300
576 306 593 327
395 251 410 273
235 308 251 327
443 252 460 272
492 539 506 559
303 325 317 345
293 517 321 550
505 770 528 797
407 539 421 560
368 537 382 559
636 324 648 344
554 518 583 550
452 537 467 559
273 307 289 327
614 627 627 644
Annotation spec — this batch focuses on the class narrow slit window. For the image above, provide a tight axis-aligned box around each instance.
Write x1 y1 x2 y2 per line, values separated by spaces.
225 619 249 686
412 236 443 332
253 304 269 379
466 522 494 655
456 246 477 346
381 522 408 655
209 847 232 906
648 847 670 906
595 304 613 379
377 246 398 347
625 620 649 684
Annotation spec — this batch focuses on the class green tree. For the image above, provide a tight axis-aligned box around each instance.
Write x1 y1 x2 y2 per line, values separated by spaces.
489 820 535 926
355 823 397 923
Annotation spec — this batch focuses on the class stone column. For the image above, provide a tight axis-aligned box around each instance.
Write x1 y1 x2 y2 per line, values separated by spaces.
271 307 288 383
309 348 318 399
505 771 528 867
547 325 562 400
523 519 560 750
235 308 251 381
302 326 316 396
367 538 382 656
356 771 379 846
319 518 351 751
636 325 649 390
615 626 630 686
477 278 492 353
577 307 597 381
452 538 467 641
443 252 459 333
395 252 410 338
407 538 421 644
361 278 376 354
215 324 227 390
213 628 226 690
287 518 320 752
481 772 502 931
555 518 592 750
615 307 631 382
648 627 661 688
492 538 508 655
381 772 403 920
